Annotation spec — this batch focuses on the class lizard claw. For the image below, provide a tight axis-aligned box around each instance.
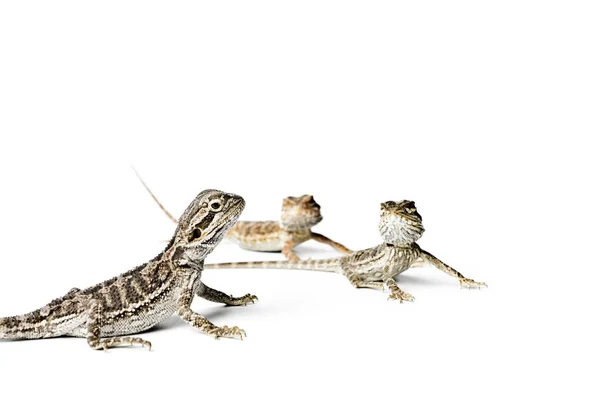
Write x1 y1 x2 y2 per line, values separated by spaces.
459 277 487 289
129 337 152 351
240 293 258 305
388 290 415 303
211 325 247 340
230 293 258 306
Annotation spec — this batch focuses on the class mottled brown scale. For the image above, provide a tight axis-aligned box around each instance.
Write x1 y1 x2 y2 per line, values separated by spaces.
207 200 487 302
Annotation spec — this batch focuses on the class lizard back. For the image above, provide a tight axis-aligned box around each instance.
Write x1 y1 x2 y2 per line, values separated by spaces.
227 221 311 251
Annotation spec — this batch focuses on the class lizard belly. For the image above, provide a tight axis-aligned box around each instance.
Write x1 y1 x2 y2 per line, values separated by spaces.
238 236 286 252
103 297 178 337
68 283 182 338
350 244 419 281
354 258 389 281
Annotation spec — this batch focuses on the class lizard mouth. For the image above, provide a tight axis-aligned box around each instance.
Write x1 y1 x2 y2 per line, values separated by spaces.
206 198 245 246
223 199 244 226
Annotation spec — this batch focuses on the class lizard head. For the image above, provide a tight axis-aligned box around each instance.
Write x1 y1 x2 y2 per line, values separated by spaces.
280 194 323 231
379 200 425 245
171 189 245 265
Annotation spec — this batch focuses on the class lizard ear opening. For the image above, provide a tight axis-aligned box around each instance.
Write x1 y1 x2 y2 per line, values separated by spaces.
190 228 202 240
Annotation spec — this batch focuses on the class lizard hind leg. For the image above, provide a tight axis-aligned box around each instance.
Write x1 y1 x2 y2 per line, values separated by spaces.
86 300 152 351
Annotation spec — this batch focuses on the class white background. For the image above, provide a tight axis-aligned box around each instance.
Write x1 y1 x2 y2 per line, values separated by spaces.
0 1 598 399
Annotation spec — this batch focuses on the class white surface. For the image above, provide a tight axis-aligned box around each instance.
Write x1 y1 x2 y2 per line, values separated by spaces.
0 1 598 399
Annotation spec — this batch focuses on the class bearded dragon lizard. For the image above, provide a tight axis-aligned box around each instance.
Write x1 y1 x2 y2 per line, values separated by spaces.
0 189 257 350
135 170 352 261
205 200 487 302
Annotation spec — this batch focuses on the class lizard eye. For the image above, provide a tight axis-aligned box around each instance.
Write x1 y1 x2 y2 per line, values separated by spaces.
209 199 223 212
190 228 202 240
406 208 415 213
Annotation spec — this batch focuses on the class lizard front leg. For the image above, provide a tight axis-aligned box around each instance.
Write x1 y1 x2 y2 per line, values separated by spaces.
282 239 301 262
311 232 352 254
177 287 246 340
86 299 152 351
196 282 258 306
385 278 415 303
419 250 487 288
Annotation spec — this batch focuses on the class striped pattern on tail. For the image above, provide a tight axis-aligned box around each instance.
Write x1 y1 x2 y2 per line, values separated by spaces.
0 312 62 340
205 258 341 273
1 290 86 340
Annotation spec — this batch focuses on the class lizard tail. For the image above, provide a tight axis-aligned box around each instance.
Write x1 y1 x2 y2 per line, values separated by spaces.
0 312 53 340
0 289 82 340
205 258 341 273
131 166 178 224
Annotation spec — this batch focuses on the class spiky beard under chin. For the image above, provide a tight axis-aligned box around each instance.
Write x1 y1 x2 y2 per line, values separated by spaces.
379 214 424 246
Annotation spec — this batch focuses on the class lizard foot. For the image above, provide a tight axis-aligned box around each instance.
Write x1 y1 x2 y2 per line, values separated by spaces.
96 336 152 351
286 253 301 262
459 277 487 289
206 325 247 340
229 293 259 306
388 289 415 303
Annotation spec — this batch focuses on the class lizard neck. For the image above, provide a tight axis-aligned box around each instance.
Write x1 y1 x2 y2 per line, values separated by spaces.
279 224 313 234
279 215 322 231
385 242 419 251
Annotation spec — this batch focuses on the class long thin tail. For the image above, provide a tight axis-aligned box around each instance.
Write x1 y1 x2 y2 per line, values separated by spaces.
0 311 56 340
131 166 178 224
205 258 341 273
1 289 83 340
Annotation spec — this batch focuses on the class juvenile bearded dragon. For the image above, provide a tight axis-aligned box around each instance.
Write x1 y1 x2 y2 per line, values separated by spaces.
206 200 487 302
136 171 351 261
0 189 257 350
228 195 352 261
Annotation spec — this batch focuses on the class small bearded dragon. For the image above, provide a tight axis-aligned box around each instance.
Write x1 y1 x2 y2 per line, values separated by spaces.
136 171 352 261
206 200 487 302
0 189 257 350
228 195 352 261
